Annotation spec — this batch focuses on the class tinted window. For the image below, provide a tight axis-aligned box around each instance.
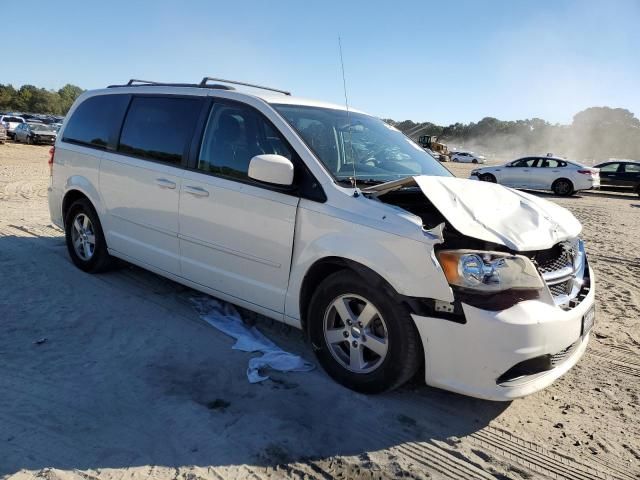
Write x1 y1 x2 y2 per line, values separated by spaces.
512 158 537 167
599 163 620 173
63 94 130 149
118 96 202 165
198 102 293 179
3 116 23 123
624 163 640 173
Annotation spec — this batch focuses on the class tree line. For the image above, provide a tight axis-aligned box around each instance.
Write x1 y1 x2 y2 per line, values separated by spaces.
0 84 84 116
385 106 640 162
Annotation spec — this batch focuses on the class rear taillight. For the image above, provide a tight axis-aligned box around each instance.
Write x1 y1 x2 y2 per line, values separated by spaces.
577 169 595 176
48 146 55 176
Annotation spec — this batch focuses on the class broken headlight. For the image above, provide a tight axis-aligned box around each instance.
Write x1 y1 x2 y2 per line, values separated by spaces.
436 250 544 292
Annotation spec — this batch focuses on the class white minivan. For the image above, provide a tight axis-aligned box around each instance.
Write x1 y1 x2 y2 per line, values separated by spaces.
48 78 596 400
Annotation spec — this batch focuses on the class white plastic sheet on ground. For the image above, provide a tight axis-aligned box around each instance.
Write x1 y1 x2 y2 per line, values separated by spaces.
192 297 315 383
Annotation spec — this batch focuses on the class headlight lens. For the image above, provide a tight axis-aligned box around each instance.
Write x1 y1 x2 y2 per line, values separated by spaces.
437 250 543 292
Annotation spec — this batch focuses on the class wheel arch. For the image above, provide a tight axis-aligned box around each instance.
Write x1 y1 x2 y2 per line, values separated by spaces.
61 176 104 224
298 256 400 336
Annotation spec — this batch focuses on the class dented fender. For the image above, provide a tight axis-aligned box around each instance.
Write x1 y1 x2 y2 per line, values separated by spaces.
284 202 454 321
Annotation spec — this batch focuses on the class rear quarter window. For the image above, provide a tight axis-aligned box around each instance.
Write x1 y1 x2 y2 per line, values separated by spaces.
62 94 130 149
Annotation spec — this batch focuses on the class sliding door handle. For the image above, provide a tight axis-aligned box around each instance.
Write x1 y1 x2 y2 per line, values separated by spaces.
155 178 177 189
184 185 210 197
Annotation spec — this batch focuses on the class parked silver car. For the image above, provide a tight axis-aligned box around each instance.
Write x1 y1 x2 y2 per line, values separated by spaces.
14 122 57 145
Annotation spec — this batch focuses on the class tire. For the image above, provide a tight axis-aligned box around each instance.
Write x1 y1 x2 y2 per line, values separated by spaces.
479 173 497 183
552 178 574 196
472 159 478 164
27 136 32 145
636 185 640 198
308 270 422 393
64 198 114 273
14 135 19 143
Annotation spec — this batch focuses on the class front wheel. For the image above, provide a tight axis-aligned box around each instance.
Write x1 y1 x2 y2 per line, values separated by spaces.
65 198 114 273
308 270 422 393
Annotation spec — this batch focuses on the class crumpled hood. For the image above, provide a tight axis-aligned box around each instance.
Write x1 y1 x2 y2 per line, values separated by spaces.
365 176 582 251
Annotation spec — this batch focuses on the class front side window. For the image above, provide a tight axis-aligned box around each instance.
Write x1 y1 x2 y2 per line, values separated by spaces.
511 158 537 167
63 94 130 149
198 102 293 179
118 96 202 165
273 104 451 184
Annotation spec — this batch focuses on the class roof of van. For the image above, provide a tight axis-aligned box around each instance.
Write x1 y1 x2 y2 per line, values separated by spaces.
94 84 366 114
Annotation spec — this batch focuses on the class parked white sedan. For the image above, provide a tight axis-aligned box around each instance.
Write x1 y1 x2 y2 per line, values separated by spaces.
470 156 600 195
451 151 485 164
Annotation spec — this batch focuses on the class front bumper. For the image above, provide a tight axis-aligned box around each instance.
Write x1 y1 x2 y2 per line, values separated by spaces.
412 266 595 401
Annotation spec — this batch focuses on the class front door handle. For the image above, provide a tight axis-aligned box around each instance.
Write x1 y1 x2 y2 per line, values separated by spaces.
155 178 177 189
184 185 210 197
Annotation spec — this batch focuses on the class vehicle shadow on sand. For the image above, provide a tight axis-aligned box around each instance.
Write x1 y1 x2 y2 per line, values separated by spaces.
0 233 509 476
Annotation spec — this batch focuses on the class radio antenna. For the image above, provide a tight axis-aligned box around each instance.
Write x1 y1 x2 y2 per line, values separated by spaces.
338 36 357 191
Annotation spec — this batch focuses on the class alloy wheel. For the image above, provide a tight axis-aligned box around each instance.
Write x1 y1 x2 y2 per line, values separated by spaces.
323 294 389 373
71 213 96 261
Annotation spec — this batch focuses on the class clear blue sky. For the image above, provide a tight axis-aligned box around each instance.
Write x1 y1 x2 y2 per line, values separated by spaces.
4 0 639 125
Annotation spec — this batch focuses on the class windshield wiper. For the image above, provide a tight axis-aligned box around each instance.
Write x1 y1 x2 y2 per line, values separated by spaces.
335 177 385 187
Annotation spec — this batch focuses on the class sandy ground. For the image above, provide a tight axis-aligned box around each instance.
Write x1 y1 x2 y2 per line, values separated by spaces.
1 143 639 480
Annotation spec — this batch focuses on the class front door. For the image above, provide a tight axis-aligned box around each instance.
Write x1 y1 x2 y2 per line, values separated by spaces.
598 162 622 188
179 100 299 313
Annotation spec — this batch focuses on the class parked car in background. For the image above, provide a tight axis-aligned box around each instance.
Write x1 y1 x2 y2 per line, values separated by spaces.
0 123 7 143
470 155 599 195
14 122 57 145
48 78 595 400
451 151 486 164
0 115 25 139
594 160 640 197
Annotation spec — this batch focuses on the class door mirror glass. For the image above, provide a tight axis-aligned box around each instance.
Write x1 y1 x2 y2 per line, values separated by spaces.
248 154 294 186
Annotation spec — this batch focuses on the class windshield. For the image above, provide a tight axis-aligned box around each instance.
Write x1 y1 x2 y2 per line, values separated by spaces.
273 104 452 184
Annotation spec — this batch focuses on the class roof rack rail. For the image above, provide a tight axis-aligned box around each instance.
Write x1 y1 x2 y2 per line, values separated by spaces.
107 79 235 90
199 77 291 96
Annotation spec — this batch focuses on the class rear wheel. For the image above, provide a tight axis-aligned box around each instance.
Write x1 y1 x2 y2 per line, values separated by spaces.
636 185 640 198
65 198 114 273
472 159 478 164
308 270 421 393
26 136 32 145
479 173 497 183
552 178 574 196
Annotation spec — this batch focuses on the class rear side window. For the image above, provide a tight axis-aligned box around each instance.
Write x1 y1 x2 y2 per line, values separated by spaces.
63 95 130 149
118 96 202 165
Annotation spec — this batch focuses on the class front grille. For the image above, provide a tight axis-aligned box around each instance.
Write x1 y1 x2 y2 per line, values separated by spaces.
528 239 585 308
535 239 578 274
548 280 572 297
